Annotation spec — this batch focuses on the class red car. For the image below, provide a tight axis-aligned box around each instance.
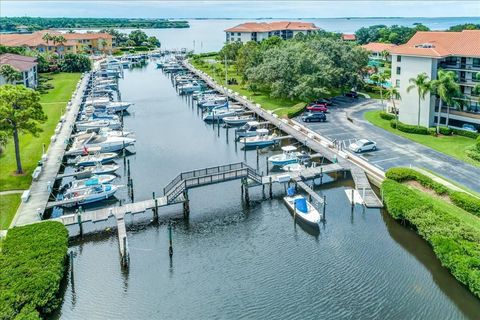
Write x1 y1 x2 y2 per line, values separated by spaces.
306 103 328 113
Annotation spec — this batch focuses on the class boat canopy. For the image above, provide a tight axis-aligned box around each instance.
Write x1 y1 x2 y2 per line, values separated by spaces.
85 177 99 186
294 197 308 213
287 187 296 196
246 121 259 127
256 128 269 135
282 146 297 152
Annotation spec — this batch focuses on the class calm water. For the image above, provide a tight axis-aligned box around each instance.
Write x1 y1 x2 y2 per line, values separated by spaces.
53 62 480 319
71 17 480 52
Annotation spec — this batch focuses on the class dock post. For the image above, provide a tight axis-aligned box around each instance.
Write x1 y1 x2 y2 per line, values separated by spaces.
243 138 247 160
266 157 269 175
183 190 190 219
127 159 131 181
351 189 355 208
130 179 135 202
269 176 273 199
322 195 326 222
77 212 83 237
153 192 158 219
243 178 250 205
168 222 173 258
256 146 259 170
320 167 323 185
226 127 229 143
122 236 128 267
262 184 266 200
294 180 298 193
69 251 74 286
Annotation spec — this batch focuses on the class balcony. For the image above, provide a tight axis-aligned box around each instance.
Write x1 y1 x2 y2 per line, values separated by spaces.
439 62 480 71
438 107 480 119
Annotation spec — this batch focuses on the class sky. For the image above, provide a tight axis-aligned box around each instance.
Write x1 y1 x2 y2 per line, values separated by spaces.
1 1 479 19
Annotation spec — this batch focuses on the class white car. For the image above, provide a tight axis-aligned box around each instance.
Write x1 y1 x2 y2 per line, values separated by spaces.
349 139 377 153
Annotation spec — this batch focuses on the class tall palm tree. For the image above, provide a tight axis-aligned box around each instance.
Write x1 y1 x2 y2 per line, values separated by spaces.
0 64 22 84
386 87 401 128
430 69 461 133
42 33 52 45
407 73 431 127
370 71 387 110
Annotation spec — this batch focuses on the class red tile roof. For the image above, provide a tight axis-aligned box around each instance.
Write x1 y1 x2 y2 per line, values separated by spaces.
0 30 112 48
361 42 397 53
342 34 356 41
390 30 480 58
225 21 319 33
0 53 37 72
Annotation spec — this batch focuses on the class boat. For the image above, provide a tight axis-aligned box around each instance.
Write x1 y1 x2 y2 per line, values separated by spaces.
84 97 112 107
66 133 135 156
59 184 119 207
203 108 239 122
235 121 261 138
283 187 321 226
178 81 202 94
239 129 277 147
192 90 217 100
223 115 256 126
75 119 121 131
268 146 302 166
61 174 117 194
104 101 132 113
281 163 305 172
76 163 119 175
73 152 118 166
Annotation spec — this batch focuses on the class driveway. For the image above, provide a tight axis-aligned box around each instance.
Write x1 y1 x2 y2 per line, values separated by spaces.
296 98 480 191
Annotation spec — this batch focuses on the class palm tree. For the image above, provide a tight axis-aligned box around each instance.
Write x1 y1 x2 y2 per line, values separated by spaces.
55 35 66 45
430 69 461 133
407 73 431 127
370 71 387 110
385 87 401 128
42 33 52 44
0 64 22 84
100 39 108 55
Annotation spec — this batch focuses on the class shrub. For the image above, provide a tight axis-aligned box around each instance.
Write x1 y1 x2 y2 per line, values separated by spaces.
466 149 480 162
428 127 437 136
286 103 307 119
449 191 480 217
477 136 480 152
451 128 479 139
389 120 429 135
0 221 69 319
385 167 449 195
438 126 452 136
381 179 480 298
379 111 395 121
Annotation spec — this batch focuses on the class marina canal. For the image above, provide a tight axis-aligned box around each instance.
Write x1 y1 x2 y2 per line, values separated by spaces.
53 61 480 319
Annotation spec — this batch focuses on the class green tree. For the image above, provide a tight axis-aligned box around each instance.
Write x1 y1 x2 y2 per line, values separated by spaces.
147 36 160 47
59 53 91 72
0 85 47 174
0 64 22 84
430 70 461 132
407 73 431 127
128 29 148 46
370 71 387 110
385 87 401 127
41 32 52 45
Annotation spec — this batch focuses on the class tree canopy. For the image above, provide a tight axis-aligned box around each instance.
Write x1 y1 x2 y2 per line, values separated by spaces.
448 23 480 32
355 24 430 45
59 53 91 72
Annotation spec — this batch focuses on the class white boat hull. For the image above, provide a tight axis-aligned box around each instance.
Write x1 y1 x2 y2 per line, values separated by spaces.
283 195 321 226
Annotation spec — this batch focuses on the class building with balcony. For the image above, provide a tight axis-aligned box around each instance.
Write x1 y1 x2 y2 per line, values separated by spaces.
390 30 480 129
224 21 319 44
362 42 397 61
0 53 38 88
0 30 113 55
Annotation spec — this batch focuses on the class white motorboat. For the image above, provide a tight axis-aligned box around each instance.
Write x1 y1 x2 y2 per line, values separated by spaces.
268 146 302 166
178 82 202 94
104 101 132 112
235 121 261 138
239 129 277 147
84 97 112 107
72 127 132 138
281 163 305 172
67 133 135 156
76 163 119 175
197 96 227 109
223 115 256 126
75 119 121 131
283 188 321 226
59 184 119 207
202 108 241 122
73 152 118 166
62 174 117 195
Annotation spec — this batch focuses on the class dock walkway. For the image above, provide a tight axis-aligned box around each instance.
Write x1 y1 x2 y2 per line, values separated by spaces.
11 73 90 227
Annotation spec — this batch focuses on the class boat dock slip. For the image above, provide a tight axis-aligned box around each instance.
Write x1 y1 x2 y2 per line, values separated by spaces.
183 61 383 208
11 73 91 227
296 181 325 205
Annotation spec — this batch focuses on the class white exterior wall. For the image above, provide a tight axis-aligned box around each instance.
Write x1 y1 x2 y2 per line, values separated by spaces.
391 54 437 127
225 30 311 43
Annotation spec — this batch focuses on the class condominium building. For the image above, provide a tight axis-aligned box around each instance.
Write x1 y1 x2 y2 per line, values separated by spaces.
0 53 38 88
0 30 113 55
362 42 397 61
390 30 480 129
224 21 319 43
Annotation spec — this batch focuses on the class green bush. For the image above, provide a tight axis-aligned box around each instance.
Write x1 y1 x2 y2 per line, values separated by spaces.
286 103 307 119
0 221 69 319
451 128 479 139
428 127 437 135
476 136 480 152
438 126 453 136
389 120 429 135
449 191 480 217
381 179 480 298
379 111 395 121
466 149 480 162
385 167 448 195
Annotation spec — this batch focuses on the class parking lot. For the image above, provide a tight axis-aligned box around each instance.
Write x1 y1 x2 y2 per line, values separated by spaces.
295 96 480 191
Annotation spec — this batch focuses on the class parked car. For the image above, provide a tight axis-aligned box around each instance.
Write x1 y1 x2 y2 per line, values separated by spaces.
313 98 333 106
462 123 477 132
349 139 377 153
301 112 327 122
306 104 328 113
345 91 358 98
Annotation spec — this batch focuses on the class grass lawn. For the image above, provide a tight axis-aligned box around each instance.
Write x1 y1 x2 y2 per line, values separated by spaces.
0 73 81 191
364 110 480 167
0 194 21 229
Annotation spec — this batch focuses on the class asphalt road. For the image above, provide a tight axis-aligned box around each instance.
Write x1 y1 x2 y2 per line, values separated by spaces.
296 97 480 192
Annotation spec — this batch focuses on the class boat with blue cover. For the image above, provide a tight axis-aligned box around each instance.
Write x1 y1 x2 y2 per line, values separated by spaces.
283 187 321 226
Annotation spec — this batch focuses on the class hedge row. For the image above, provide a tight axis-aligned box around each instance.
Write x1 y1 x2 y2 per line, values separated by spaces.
385 167 480 217
451 128 479 139
467 149 480 162
390 120 429 135
382 179 480 298
379 111 395 121
0 221 69 319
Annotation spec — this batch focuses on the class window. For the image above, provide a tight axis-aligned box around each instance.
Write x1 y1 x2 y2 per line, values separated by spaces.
395 79 400 87
396 67 401 75
237 38 241 42
396 55 401 62
231 32 234 36
473 58 480 67
237 32 241 36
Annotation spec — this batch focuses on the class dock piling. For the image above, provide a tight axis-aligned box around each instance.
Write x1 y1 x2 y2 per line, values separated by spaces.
168 222 173 258
182 190 190 218
351 189 355 208
269 176 273 199
77 212 83 237
322 195 326 222
256 146 259 170
69 251 74 285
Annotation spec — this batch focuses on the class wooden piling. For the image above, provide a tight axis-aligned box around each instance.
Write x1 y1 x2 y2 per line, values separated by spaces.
168 222 173 258
266 157 269 175
183 190 190 218
351 188 355 207
269 176 273 199
77 212 83 237
322 195 326 221
122 236 128 267
69 251 74 285
256 146 259 169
